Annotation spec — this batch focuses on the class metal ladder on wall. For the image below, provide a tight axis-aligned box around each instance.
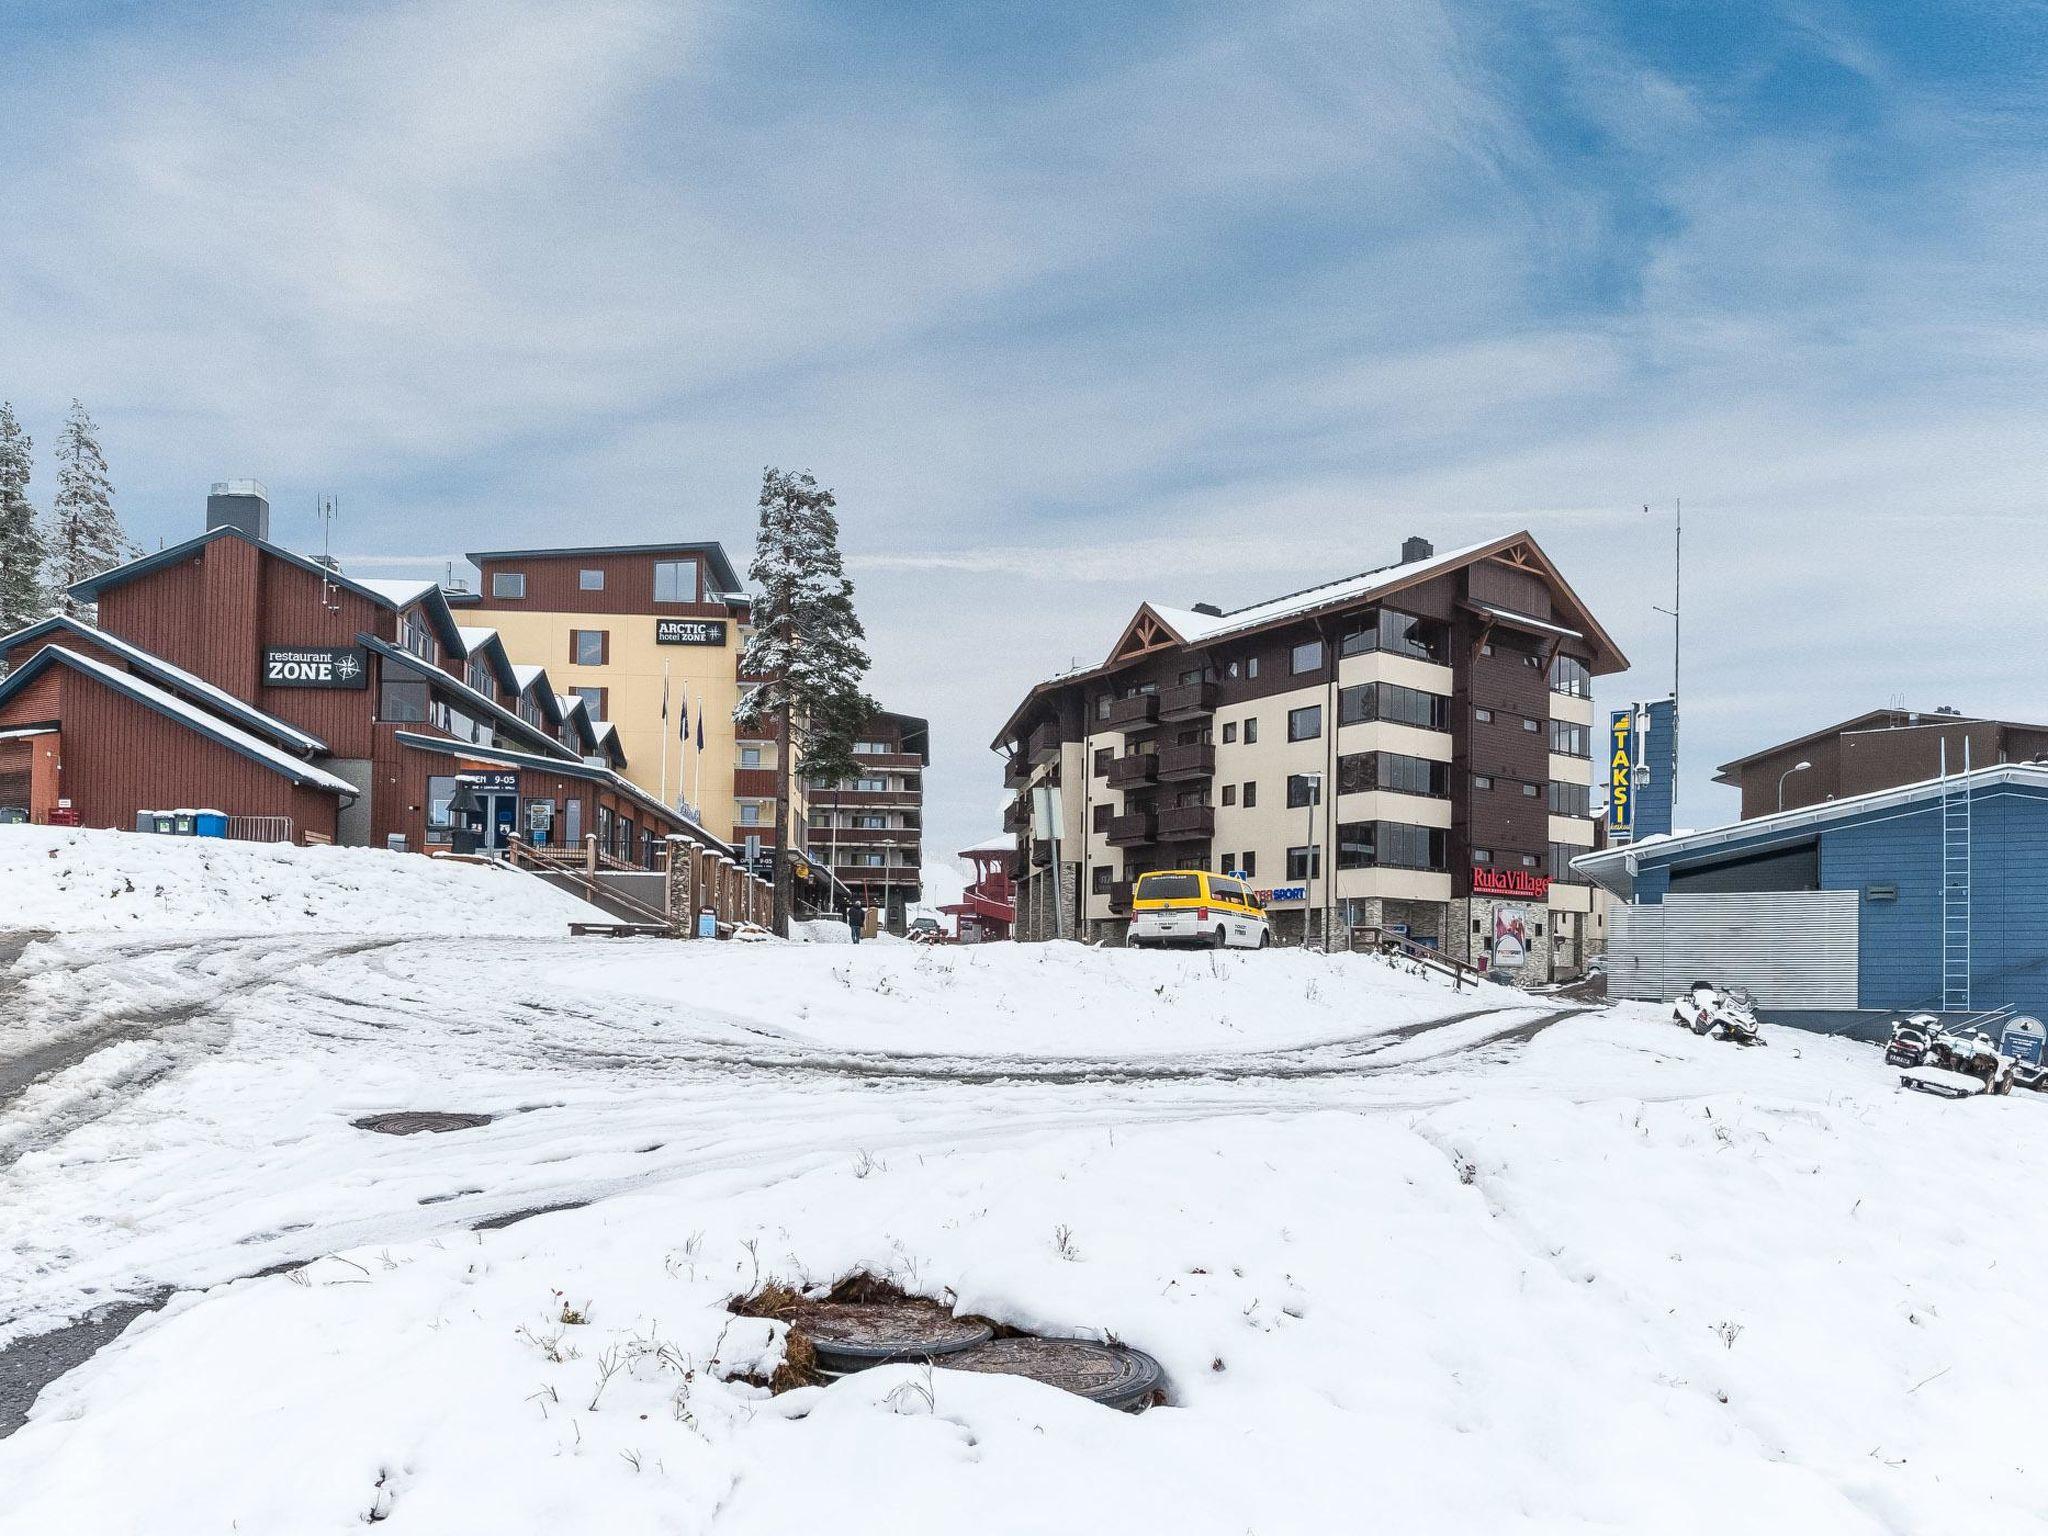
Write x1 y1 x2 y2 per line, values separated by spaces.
1939 738 1972 1011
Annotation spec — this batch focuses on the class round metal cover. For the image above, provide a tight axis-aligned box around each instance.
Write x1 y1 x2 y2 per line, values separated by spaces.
938 1337 1163 1412
351 1112 493 1136
794 1300 992 1368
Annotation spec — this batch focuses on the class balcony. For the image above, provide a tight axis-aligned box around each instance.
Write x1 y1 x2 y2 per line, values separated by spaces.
1106 753 1158 789
1003 795 1029 833
1004 751 1028 787
1109 880 1134 913
1159 805 1215 841
732 767 778 798
1104 694 1160 731
1157 680 1218 721
1105 811 1158 847
811 826 917 847
1155 742 1214 782
1027 721 1063 764
852 750 923 771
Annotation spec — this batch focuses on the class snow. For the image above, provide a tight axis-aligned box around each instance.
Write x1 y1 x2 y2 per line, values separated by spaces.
36 648 359 792
357 577 440 608
4 909 2048 1531
0 826 613 935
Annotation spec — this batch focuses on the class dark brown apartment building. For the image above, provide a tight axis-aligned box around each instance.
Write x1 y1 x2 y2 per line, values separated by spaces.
1714 707 2048 819
995 532 1628 980
803 710 928 930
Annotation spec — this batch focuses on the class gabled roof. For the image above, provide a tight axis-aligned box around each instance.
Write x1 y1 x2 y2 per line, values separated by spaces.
1710 708 2043 781
364 636 574 763
0 647 357 794
0 614 327 755
68 526 469 655
464 541 744 596
454 626 521 695
1575 762 2048 900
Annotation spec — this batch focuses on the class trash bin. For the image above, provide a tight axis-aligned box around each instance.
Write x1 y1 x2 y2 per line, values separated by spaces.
150 811 178 835
135 811 159 833
193 811 228 838
171 811 196 836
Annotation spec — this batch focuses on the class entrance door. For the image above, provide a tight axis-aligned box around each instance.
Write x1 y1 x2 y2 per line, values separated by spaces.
475 792 519 851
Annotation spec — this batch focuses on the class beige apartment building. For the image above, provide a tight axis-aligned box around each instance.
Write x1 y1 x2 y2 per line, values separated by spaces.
996 532 1628 982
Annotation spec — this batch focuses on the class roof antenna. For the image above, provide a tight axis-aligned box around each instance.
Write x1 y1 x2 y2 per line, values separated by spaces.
317 495 342 611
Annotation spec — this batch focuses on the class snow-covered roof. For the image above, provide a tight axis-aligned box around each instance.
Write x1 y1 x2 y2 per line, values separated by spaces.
512 664 547 692
0 726 57 741
960 834 1015 854
7 649 358 794
358 578 439 609
456 626 500 654
0 615 328 755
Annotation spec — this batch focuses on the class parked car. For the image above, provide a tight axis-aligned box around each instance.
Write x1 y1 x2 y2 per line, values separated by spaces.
1127 870 1270 950
906 916 948 944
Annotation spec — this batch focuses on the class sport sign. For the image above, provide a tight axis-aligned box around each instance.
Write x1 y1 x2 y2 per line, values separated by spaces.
656 619 728 646
263 645 367 689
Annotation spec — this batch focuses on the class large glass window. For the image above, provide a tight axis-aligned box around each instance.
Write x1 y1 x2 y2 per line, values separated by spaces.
653 561 699 603
1337 751 1448 797
1339 609 1447 662
579 569 605 590
426 776 457 840
1286 773 1322 808
1290 639 1324 675
1335 820 1447 871
1287 705 1322 741
1549 654 1591 697
1338 681 1450 730
1286 846 1321 880
491 571 526 599
572 629 607 666
1549 780 1592 818
1549 719 1591 757
400 614 435 662
379 678 430 723
1550 842 1590 882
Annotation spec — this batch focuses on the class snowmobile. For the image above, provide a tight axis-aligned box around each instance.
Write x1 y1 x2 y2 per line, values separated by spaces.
1671 981 1765 1046
1900 1024 2016 1097
2011 1056 2048 1093
1883 1015 1937 1069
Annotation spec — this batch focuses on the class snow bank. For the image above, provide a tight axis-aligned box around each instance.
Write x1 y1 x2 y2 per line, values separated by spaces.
0 826 610 936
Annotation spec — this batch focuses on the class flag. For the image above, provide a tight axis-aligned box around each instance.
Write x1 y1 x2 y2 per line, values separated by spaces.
678 692 689 742
661 666 670 722
695 694 704 751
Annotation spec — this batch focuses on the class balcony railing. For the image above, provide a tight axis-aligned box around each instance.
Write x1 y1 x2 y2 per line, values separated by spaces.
1003 796 1029 832
1105 811 1158 847
1158 804 1215 841
1109 880 1134 913
1028 721 1064 763
1106 753 1158 788
1155 742 1214 781
1104 694 1160 731
1157 680 1218 721
1004 752 1029 787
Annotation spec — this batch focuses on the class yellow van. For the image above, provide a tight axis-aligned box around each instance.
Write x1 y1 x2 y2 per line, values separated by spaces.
1128 869 1270 950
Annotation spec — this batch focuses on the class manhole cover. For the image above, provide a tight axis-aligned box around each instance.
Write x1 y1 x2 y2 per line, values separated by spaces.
351 1112 493 1136
938 1337 1163 1412
792 1299 993 1369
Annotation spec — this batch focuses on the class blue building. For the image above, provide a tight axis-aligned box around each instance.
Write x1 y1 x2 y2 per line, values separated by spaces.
1576 764 2048 1034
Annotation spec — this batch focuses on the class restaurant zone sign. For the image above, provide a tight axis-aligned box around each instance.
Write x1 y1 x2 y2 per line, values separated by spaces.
1472 866 1550 899
263 645 367 689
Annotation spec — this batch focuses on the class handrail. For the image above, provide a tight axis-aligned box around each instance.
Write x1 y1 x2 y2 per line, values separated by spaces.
1351 925 1486 992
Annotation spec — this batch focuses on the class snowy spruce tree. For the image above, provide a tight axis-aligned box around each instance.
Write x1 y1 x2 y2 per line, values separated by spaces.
0 401 50 646
46 399 134 621
733 466 878 934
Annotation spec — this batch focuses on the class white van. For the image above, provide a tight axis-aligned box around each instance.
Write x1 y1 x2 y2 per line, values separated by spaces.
1127 870 1271 950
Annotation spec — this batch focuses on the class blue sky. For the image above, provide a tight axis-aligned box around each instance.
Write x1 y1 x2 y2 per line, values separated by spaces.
2 0 2043 863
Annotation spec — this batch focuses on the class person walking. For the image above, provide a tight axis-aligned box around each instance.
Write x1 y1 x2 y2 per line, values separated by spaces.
845 896 867 944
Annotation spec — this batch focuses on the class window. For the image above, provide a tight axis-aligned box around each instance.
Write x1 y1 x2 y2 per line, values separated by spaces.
1290 639 1324 675
1287 845 1322 881
1225 660 1240 679
1474 707 1493 723
1222 722 1238 744
1246 656 1261 679
1239 850 1257 879
1549 654 1591 698
1549 781 1592 818
1096 695 1112 720
1093 803 1112 832
1521 717 1541 733
379 678 430 723
1093 866 1114 894
1520 853 1541 868
1222 784 1237 806
570 685 607 716
1521 781 1541 797
1243 718 1259 745
1094 747 1113 776
1338 609 1446 662
855 740 891 754
1338 682 1450 730
1549 719 1591 757
1550 842 1590 883
400 613 436 662
466 659 493 698
740 803 762 825
1472 774 1493 790
1473 848 1493 864
653 561 698 603
491 571 526 599
1214 879 1250 904
579 569 605 591
425 776 457 840
741 747 762 768
1179 669 1202 686
1287 705 1321 742
1286 773 1322 808
571 629 607 666
1337 752 1447 797
855 777 888 793
1243 781 1257 808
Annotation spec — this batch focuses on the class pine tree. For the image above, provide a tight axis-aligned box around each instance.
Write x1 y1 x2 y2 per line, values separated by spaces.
46 399 134 621
733 467 878 935
0 401 49 642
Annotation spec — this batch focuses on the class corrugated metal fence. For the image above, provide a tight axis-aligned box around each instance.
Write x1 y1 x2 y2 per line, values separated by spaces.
1610 892 1860 1009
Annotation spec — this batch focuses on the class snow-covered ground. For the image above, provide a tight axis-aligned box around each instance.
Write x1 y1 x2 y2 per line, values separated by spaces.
3 861 2047 1531
0 826 610 935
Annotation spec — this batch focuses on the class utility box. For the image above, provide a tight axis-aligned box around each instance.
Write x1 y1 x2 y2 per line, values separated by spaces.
193 811 228 838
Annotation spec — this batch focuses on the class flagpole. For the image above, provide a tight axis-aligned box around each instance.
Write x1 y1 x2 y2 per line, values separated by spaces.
694 693 704 815
660 662 671 810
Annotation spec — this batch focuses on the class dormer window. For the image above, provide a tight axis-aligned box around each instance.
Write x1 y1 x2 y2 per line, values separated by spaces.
400 612 436 663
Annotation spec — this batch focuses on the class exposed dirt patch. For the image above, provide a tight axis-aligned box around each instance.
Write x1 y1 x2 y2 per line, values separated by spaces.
351 1111 493 1136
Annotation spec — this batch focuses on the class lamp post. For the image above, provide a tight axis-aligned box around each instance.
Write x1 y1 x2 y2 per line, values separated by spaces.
1301 771 1323 946
1778 760 1813 812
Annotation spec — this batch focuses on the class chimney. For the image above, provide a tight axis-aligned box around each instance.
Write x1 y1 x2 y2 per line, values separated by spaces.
1401 536 1433 563
1192 602 1223 617
206 480 270 541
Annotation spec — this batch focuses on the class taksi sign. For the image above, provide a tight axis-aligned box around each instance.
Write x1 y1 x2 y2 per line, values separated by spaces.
1472 866 1550 899
263 645 367 689
655 619 728 647
1608 709 1637 842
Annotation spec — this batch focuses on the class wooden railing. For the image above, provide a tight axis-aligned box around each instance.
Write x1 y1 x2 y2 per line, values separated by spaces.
1350 926 1486 992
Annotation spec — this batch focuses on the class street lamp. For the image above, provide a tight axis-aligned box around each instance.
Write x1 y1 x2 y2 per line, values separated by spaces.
1778 760 1813 812
1301 771 1323 945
